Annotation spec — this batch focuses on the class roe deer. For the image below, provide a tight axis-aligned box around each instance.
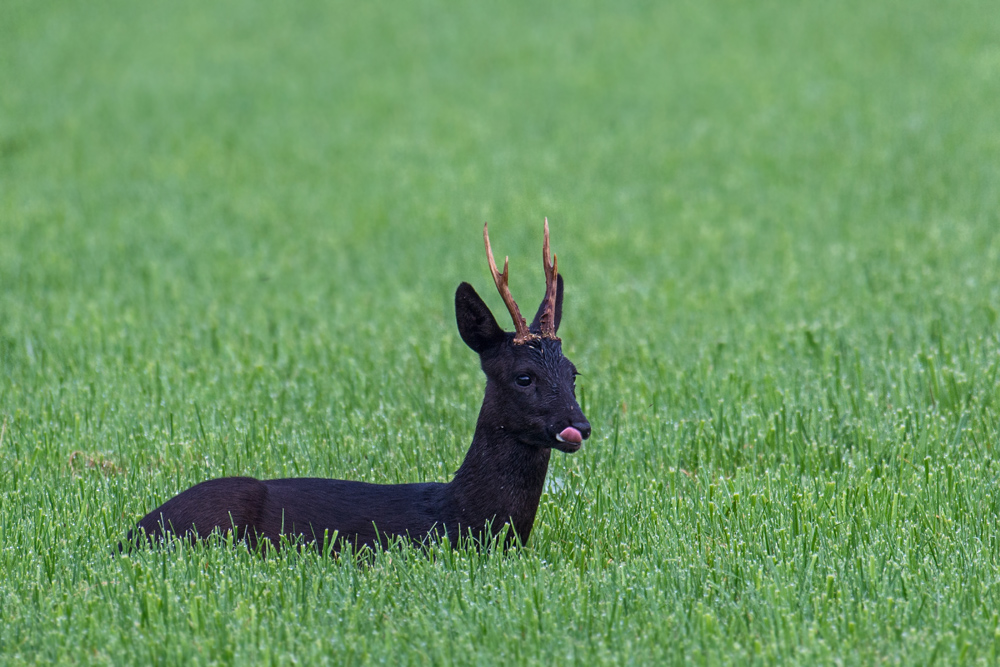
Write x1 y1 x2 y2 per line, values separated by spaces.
128 221 590 552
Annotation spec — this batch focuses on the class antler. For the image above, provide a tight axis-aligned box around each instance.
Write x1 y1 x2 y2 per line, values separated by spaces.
484 222 537 344
539 218 560 340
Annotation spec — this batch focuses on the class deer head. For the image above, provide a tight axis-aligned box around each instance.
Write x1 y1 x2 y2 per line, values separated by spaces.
455 220 590 452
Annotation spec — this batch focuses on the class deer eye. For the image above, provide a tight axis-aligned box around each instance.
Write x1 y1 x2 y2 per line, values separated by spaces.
515 374 532 387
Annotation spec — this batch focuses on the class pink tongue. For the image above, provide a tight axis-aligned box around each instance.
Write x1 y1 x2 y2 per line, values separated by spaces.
558 427 583 444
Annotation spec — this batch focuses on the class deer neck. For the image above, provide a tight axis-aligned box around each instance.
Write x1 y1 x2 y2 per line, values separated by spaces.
447 416 552 544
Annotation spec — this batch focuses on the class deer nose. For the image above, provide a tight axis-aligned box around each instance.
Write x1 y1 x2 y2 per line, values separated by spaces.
573 421 591 440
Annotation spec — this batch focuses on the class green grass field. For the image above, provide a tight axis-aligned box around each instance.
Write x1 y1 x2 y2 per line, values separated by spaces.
3 0 1000 663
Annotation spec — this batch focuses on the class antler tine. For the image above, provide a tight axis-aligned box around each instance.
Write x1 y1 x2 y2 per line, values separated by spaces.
484 222 535 344
539 218 560 339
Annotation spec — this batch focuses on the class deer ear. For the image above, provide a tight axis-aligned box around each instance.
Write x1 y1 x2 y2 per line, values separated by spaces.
529 273 564 334
456 282 505 354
